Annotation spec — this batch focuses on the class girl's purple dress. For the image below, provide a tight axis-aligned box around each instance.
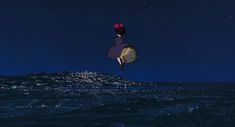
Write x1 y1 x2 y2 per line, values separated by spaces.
108 37 127 59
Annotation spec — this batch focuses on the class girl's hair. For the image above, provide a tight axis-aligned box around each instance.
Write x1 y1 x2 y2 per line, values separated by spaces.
114 23 126 36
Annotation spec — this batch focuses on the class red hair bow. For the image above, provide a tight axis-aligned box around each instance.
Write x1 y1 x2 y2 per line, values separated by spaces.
114 23 124 29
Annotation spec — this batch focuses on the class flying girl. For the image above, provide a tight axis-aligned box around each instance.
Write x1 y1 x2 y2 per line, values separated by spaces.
107 23 138 70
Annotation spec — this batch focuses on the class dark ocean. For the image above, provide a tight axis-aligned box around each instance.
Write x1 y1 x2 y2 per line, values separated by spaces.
0 72 234 127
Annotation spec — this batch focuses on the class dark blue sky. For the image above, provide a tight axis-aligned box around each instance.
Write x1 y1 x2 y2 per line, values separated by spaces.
0 0 235 82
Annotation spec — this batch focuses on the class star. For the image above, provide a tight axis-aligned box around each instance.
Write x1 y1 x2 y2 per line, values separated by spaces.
48 24 53 28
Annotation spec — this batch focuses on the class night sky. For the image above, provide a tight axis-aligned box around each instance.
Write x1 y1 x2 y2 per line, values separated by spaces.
0 0 235 82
